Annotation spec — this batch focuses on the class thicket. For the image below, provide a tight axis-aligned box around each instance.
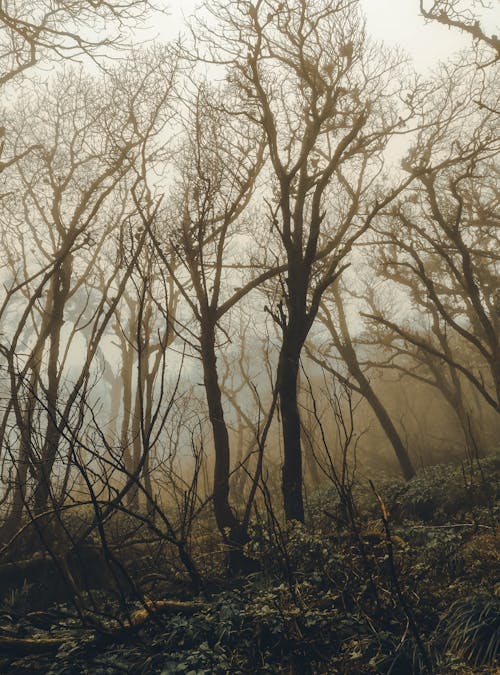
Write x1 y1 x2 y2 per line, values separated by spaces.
0 454 497 673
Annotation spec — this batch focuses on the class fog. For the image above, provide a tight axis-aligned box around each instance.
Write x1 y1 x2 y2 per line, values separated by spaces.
0 2 498 671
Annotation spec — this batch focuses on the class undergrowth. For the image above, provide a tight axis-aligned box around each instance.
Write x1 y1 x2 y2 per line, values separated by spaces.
0 455 498 674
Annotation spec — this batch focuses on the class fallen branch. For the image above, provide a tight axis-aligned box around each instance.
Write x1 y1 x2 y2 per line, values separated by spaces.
0 635 68 654
0 599 207 655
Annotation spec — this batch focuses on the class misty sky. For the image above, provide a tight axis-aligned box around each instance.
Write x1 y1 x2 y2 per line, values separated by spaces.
157 0 500 72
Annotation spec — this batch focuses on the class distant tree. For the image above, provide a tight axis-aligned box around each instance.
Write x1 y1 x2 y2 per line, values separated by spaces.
361 295 496 456
365 57 499 417
0 0 157 179
114 236 179 511
308 283 416 479
0 50 177 537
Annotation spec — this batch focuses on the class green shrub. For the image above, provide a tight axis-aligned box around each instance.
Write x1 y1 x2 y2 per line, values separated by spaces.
381 456 499 524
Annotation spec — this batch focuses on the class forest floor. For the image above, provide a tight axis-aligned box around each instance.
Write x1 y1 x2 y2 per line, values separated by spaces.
0 454 498 674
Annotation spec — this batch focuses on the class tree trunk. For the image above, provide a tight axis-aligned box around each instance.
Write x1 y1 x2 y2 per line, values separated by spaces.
200 321 242 540
1 377 37 540
277 333 305 522
359 377 415 480
331 290 415 480
128 383 142 510
33 258 72 514
1 438 30 541
340 349 415 480
119 336 134 481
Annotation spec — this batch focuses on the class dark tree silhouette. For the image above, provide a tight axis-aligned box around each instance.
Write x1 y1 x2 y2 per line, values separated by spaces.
196 0 418 520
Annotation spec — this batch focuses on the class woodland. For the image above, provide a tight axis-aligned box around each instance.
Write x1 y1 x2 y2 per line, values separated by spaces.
0 0 498 673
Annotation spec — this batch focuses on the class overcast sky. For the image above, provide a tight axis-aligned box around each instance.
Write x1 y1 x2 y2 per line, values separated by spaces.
155 0 499 72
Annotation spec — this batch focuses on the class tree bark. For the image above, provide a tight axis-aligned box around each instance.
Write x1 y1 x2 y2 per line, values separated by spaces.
277 330 305 522
33 257 72 514
200 321 242 541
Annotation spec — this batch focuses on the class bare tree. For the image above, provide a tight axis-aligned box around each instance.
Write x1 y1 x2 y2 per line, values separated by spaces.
308 282 415 479
148 83 282 558
119 238 178 510
0 49 177 537
365 56 499 416
362 296 496 457
0 0 159 184
0 0 154 89
196 0 418 521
